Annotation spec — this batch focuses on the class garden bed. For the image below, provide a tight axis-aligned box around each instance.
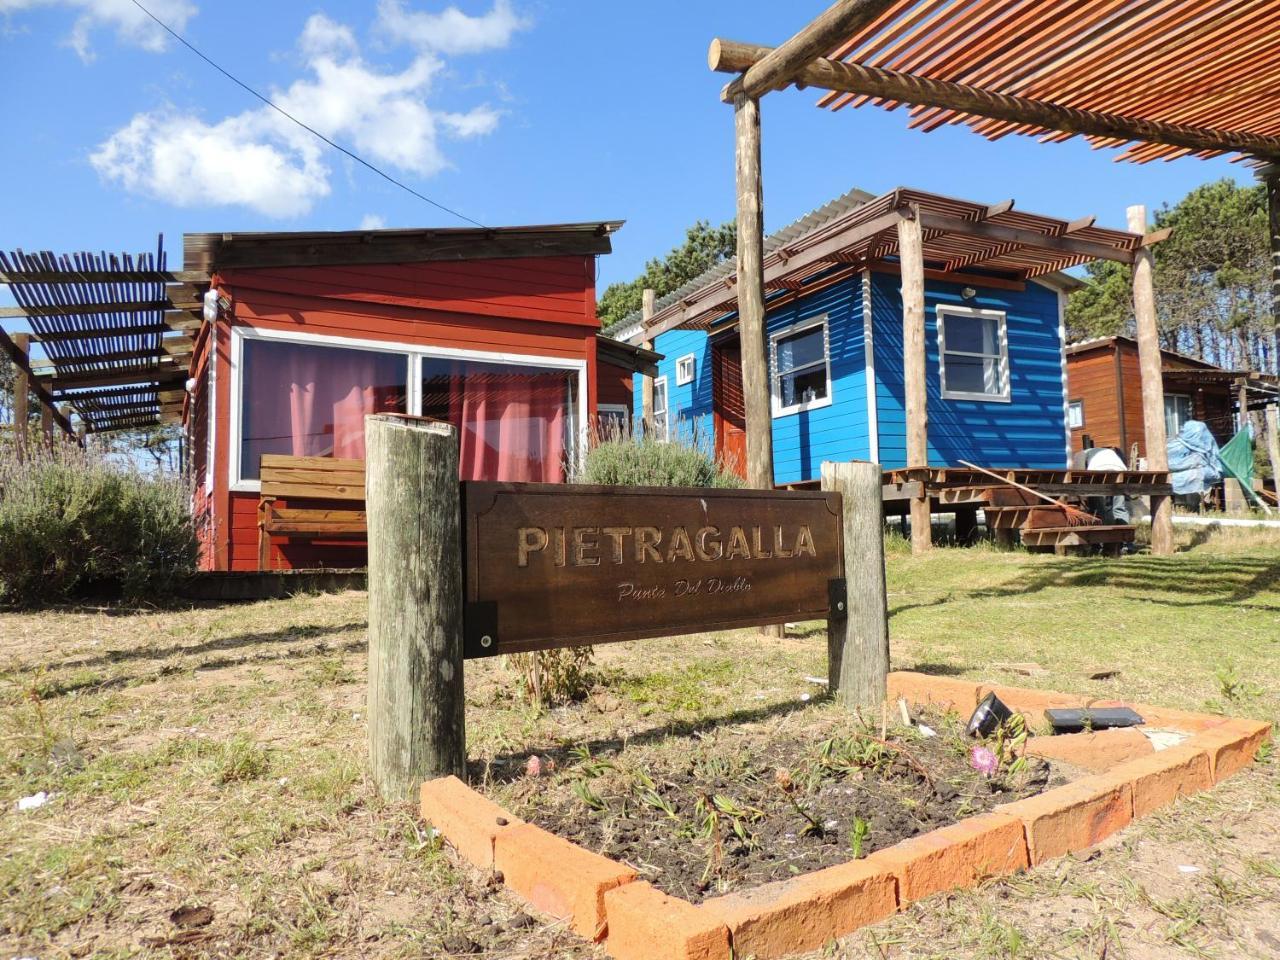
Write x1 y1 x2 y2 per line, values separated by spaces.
493 707 1064 903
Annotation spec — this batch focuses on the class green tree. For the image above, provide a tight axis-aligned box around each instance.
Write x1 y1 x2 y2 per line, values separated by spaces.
598 219 736 332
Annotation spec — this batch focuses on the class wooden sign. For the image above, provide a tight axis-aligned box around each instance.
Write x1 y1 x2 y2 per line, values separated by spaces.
462 482 845 657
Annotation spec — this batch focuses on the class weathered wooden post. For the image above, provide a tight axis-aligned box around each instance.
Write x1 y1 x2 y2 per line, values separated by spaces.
365 414 465 800
12 332 29 460
1128 204 1173 555
821 460 889 709
897 206 932 554
640 287 656 436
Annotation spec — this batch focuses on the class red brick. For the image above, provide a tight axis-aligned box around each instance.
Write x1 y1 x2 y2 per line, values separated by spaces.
866 812 1028 903
604 882 730 960
701 859 896 959
1117 745 1213 818
1023 728 1154 772
420 776 521 869
887 672 981 713
1192 719 1272 783
494 822 637 941
997 775 1132 865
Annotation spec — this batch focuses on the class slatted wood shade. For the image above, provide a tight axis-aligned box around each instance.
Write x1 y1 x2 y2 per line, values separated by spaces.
806 0 1280 164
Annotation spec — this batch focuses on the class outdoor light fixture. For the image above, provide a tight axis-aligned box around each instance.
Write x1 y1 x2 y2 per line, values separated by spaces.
203 289 220 323
185 377 198 395
961 286 977 300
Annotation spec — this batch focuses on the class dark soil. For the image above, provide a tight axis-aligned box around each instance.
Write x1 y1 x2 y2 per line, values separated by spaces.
495 709 1066 903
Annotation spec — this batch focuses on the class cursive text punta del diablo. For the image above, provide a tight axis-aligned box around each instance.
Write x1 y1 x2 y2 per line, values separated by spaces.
517 525 817 567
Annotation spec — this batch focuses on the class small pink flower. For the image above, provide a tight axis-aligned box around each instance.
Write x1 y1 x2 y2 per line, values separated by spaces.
525 755 543 778
969 745 999 778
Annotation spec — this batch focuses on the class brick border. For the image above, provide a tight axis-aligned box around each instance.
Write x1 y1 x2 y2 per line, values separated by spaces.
421 673 1271 960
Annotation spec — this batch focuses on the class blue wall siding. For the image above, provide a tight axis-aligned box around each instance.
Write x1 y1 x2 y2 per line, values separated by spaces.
634 328 714 449
765 274 870 485
871 272 1068 469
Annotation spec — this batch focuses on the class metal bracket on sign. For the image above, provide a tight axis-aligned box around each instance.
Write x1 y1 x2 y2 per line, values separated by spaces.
827 578 848 619
463 601 499 659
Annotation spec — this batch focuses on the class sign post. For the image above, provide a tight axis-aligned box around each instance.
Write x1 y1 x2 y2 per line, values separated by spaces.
366 414 466 801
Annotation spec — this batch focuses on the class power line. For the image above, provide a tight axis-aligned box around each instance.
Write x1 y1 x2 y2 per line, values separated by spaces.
127 0 486 228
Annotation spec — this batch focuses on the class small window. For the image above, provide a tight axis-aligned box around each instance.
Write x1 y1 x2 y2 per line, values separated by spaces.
597 403 630 439
938 306 1010 402
1164 394 1192 437
675 354 695 386
770 317 833 416
1068 400 1084 429
652 376 669 440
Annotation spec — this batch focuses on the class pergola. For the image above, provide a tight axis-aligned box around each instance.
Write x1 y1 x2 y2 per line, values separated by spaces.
697 0 1280 556
0 241 208 448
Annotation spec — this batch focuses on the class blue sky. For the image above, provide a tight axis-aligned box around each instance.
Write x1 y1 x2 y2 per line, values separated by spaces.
0 0 1256 311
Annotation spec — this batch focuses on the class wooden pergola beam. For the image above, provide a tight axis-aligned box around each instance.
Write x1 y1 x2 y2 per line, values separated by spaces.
0 269 209 284
31 342 194 370
0 326 79 442
43 366 186 392
918 212 1133 263
30 322 197 343
710 39 1280 160
0 299 200 319
726 0 901 99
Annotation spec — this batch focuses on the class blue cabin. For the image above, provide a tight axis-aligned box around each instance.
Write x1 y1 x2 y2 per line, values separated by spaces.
613 188 1099 486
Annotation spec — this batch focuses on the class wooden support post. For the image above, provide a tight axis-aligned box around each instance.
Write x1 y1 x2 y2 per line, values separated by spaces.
641 288 655 437
12 332 29 460
821 460 889 710
58 404 72 443
40 402 52 447
1266 405 1280 504
1128 204 1173 556
897 208 931 554
365 414 465 800
734 92 775 492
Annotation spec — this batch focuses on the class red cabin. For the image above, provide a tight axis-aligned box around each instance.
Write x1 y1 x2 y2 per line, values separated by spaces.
182 222 654 571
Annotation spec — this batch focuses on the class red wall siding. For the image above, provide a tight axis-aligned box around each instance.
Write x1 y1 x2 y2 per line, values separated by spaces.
597 361 634 408
209 255 601 572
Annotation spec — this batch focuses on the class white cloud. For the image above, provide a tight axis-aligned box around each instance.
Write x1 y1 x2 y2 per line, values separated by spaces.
359 213 386 230
376 0 529 55
0 0 197 61
91 8 509 218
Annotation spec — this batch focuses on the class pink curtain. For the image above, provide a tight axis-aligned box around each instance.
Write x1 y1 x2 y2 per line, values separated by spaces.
449 373 567 482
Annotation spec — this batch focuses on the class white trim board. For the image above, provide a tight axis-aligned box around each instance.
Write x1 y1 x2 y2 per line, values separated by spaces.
861 270 879 464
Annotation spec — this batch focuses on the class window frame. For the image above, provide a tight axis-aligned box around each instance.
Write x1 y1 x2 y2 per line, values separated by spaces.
936 305 1012 403
1067 399 1085 429
227 325 588 493
652 375 670 440
675 353 696 386
1164 392 1193 437
769 315 834 418
597 403 630 436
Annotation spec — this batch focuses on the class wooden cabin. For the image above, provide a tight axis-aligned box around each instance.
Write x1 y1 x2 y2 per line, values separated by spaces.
617 188 1099 484
182 222 656 572
1065 335 1274 461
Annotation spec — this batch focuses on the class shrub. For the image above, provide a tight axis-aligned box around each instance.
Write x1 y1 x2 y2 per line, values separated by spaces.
0 445 197 607
579 434 742 488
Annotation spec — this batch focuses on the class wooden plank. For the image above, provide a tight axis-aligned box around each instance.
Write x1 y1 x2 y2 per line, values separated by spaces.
0 298 195 319
726 0 901 98
12 333 29 457
263 467 367 487
707 39 1280 161
260 481 365 501
0 269 209 284
271 508 366 523
918 212 1133 264
734 92 775 494
897 207 930 554
1129 204 1173 557
30 321 196 343
261 454 365 472
641 288 655 434
266 522 367 535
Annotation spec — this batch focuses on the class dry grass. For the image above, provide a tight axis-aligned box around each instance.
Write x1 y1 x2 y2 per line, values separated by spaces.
1 521 1277 959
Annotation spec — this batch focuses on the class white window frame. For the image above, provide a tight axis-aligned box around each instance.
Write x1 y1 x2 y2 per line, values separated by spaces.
652 375 670 440
1067 399 1084 429
675 353 696 386
1164 392 1192 437
936 305 1011 403
227 325 588 493
770 315 834 417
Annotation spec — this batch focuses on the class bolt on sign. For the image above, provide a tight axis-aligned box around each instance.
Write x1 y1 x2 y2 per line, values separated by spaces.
462 483 845 657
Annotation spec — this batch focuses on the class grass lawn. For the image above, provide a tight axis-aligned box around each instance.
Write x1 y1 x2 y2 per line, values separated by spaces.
1 525 1277 959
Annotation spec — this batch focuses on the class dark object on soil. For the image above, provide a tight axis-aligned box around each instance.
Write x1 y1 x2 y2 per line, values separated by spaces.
169 905 214 929
1046 707 1144 733
440 933 481 954
966 692 1013 737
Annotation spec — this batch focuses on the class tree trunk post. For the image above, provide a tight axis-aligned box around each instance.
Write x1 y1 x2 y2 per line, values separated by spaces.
13 332 29 461
821 460 889 710
1128 204 1173 556
365 414 466 801
734 92 775 493
640 288 656 437
897 207 931 554
1267 171 1279 375
40 402 53 448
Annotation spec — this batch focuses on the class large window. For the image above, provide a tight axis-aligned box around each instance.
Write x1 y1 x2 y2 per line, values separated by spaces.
652 376 669 439
771 317 832 416
421 356 578 482
938 306 1010 402
239 338 407 482
1165 393 1193 437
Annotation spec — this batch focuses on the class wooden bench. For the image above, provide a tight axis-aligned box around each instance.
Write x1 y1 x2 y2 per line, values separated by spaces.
257 454 367 570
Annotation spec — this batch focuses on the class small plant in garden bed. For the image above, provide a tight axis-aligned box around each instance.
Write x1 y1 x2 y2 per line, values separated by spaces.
490 708 1064 903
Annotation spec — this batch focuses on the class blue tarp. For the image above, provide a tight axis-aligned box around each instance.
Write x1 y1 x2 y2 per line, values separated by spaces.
1166 420 1222 495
